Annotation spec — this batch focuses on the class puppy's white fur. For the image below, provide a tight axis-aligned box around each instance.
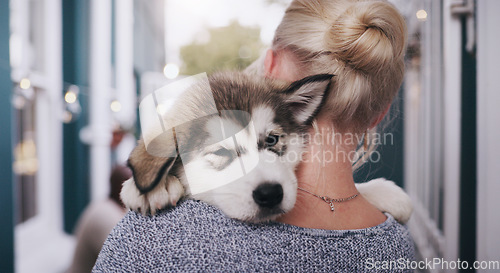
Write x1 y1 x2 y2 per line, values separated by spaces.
121 176 184 215
356 178 413 224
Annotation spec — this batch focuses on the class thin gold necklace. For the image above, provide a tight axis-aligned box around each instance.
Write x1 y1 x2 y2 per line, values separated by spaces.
297 187 359 213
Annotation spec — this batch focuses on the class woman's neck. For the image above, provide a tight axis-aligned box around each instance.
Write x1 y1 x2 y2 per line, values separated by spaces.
276 122 386 230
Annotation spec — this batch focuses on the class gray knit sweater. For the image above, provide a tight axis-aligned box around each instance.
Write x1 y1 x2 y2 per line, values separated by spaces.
93 199 415 272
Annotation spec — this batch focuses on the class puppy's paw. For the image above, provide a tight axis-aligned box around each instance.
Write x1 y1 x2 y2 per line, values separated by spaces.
356 178 413 224
120 176 185 215
121 178 149 213
166 176 184 205
146 176 184 214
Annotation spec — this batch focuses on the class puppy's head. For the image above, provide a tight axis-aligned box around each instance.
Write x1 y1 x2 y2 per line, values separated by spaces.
128 72 332 222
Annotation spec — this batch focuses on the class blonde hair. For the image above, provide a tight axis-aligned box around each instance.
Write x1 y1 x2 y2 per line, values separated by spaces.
272 0 407 133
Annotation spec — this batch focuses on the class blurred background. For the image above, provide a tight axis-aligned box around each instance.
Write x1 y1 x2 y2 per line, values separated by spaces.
0 0 499 272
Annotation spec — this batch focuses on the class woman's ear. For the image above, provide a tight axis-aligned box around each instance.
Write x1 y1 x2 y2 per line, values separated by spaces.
370 104 391 128
264 49 275 78
264 49 302 82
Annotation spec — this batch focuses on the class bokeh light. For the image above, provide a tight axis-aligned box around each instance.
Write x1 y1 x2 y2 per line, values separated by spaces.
163 63 180 79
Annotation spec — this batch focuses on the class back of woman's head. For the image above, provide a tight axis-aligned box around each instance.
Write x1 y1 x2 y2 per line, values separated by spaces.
273 0 407 133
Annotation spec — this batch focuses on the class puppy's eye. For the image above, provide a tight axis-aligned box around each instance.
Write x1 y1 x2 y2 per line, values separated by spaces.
211 147 233 158
265 134 280 148
205 147 235 170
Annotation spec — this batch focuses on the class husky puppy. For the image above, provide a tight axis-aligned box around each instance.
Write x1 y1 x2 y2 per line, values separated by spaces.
121 72 412 223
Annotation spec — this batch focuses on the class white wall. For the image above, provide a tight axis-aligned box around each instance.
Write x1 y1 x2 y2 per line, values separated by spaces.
476 0 500 266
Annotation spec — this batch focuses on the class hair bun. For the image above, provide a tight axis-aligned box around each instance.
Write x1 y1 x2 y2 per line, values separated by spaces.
325 1 406 73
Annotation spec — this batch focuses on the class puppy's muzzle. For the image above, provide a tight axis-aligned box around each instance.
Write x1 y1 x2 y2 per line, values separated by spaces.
252 183 283 208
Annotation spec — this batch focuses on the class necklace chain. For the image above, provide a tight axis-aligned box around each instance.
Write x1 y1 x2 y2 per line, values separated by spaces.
297 187 359 212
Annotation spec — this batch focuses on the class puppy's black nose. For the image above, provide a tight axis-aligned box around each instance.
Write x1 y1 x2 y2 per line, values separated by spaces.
252 183 283 208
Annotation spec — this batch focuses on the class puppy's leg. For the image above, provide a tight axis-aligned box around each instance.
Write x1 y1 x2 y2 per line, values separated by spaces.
356 178 413 224
121 175 184 215
122 138 186 214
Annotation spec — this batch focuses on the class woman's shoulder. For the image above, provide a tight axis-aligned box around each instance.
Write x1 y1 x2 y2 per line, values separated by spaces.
93 199 260 271
116 199 248 234
96 199 247 250
93 200 415 272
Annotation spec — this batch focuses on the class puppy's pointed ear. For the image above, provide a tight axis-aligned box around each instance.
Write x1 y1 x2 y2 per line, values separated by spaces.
283 74 333 125
127 138 179 194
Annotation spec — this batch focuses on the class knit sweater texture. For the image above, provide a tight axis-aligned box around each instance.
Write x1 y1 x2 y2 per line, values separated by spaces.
93 199 415 272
